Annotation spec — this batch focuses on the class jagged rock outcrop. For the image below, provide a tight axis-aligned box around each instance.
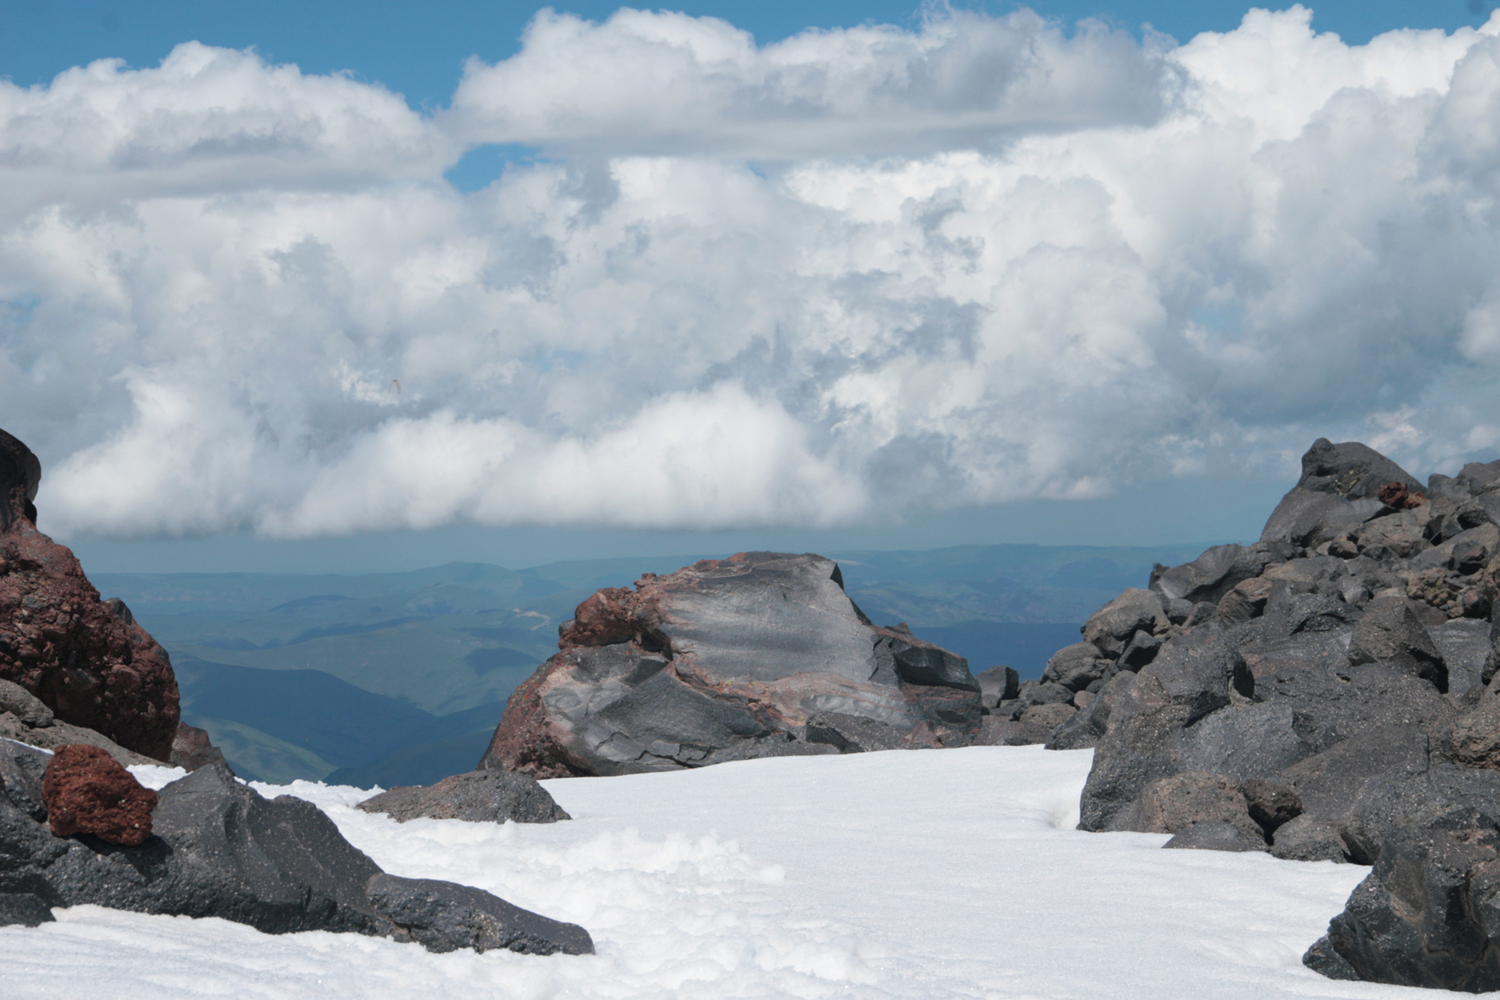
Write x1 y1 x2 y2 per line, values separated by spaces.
0 431 179 761
1015 436 1500 990
481 551 980 777
0 739 592 955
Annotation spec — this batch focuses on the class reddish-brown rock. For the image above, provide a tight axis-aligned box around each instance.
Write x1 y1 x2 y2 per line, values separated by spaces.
482 552 980 777
42 743 159 845
1377 481 1427 510
0 430 179 761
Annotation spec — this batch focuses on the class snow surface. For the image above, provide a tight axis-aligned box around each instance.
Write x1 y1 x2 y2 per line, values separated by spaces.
1 747 1413 999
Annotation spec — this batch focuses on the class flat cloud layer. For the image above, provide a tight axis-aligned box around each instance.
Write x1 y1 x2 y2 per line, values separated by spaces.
5 5 1500 538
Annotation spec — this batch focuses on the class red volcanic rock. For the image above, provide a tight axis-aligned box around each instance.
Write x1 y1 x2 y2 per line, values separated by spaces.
42 743 159 845
482 552 981 778
0 431 179 761
1377 481 1428 510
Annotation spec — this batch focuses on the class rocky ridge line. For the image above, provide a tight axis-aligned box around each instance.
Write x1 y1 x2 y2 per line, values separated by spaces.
982 438 1500 992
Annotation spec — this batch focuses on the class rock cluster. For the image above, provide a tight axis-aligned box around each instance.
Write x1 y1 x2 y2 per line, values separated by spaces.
0 431 180 761
482 552 981 777
1020 438 1500 991
0 739 593 953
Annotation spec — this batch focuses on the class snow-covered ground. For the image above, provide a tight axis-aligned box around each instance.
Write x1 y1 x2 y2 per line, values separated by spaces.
3 746 1406 999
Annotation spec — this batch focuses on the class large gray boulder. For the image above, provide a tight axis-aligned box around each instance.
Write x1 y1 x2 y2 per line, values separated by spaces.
482 552 979 777
0 740 591 955
1077 632 1249 831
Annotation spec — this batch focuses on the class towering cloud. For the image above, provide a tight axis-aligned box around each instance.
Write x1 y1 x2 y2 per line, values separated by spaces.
3 6 1500 539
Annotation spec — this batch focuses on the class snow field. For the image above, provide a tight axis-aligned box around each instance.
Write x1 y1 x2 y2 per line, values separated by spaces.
1 747 1402 999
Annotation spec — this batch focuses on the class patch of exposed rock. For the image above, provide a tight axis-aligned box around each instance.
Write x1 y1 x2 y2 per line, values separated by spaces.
0 430 180 761
482 552 980 777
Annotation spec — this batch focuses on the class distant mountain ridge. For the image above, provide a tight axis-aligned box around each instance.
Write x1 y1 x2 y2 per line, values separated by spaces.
92 540 1212 784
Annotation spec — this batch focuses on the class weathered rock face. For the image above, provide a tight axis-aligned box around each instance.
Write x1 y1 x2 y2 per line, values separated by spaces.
42 744 158 845
0 740 592 955
0 431 179 761
482 552 980 777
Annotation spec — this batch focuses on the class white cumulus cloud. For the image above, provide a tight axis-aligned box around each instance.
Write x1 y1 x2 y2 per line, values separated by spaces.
5 5 1500 539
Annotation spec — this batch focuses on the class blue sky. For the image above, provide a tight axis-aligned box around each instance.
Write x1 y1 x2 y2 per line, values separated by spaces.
5 1 1500 573
4 1 1491 108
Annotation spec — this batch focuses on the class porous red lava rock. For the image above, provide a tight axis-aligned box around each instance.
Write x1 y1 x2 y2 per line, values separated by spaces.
0 430 179 761
42 743 158 846
483 551 980 777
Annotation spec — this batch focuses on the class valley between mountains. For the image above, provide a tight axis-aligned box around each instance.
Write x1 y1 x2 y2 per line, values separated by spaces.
94 544 1200 784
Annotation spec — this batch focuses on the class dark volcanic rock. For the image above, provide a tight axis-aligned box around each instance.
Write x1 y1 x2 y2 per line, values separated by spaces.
1113 771 1262 843
1297 437 1425 501
0 892 53 927
1040 642 1114 693
482 552 979 777
0 744 590 955
358 769 570 824
366 874 592 955
1060 436 1500 989
803 711 908 752
1345 600 1447 692
0 430 179 761
42 744 158 845
1077 632 1248 831
973 665 1019 707
1305 767 1500 991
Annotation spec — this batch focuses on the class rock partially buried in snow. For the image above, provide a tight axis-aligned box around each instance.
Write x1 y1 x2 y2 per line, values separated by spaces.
366 875 593 955
0 892 53 927
358 769 570 824
0 741 592 955
482 552 980 777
